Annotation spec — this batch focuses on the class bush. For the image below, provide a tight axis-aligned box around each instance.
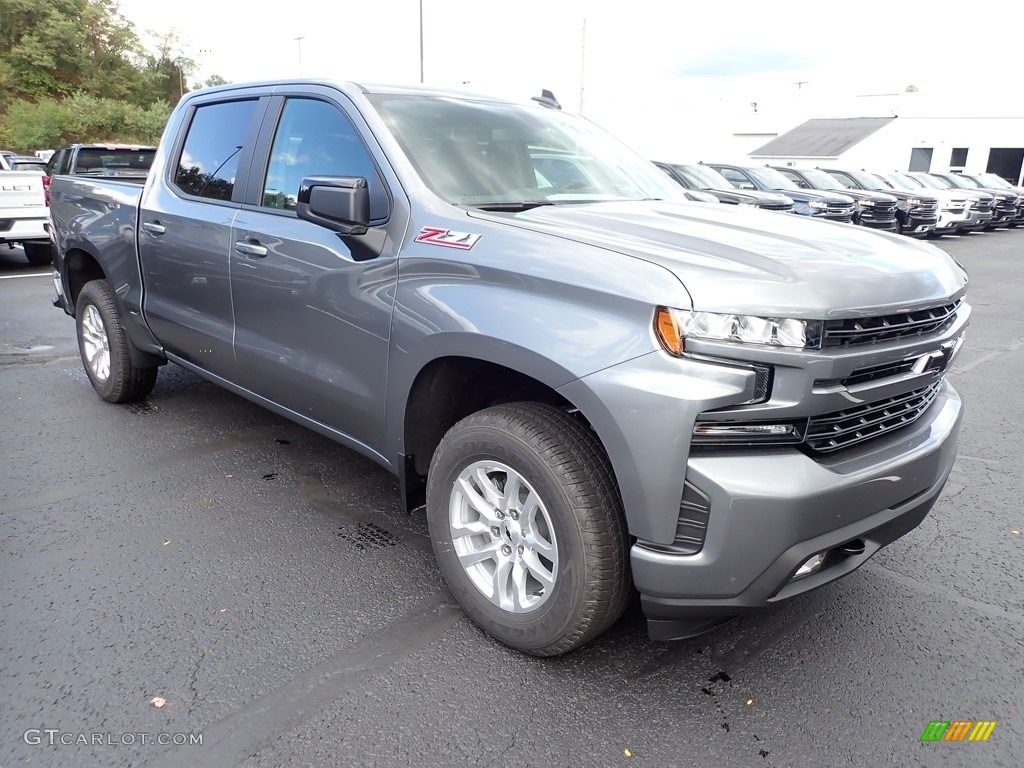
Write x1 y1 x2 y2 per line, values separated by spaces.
0 93 171 151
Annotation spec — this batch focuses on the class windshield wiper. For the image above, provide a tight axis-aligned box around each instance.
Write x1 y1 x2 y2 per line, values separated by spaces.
469 201 555 212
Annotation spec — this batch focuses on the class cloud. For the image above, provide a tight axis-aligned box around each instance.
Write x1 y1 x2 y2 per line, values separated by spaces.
674 48 818 79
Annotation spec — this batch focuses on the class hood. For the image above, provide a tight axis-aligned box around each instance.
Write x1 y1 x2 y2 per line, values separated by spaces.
829 188 898 204
772 187 852 204
706 188 793 206
473 200 967 319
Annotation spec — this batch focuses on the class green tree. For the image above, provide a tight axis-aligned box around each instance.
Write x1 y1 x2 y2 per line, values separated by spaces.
0 0 225 151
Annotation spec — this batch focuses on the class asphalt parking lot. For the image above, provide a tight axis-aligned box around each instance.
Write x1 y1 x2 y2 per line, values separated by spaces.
1 229 1022 768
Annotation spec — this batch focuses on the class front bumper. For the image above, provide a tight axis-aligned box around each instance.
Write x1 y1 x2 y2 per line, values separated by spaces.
934 208 969 234
633 382 962 640
902 211 937 238
961 208 994 231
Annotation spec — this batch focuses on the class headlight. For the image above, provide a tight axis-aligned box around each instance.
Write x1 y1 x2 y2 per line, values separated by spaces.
654 307 822 354
909 197 928 206
807 200 828 209
858 199 874 207
736 202 758 208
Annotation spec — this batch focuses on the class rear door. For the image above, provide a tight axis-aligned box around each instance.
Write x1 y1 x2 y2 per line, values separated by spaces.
228 87 404 448
139 95 268 381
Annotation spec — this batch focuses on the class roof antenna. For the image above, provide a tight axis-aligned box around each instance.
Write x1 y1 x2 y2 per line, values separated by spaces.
531 89 562 110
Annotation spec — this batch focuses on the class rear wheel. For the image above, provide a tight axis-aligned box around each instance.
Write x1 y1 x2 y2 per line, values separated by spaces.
426 402 632 656
75 279 158 403
23 242 52 266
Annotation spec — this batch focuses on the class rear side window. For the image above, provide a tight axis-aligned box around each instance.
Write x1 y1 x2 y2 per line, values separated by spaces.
173 100 259 201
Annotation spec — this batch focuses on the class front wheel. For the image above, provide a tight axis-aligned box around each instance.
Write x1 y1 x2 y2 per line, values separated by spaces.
75 279 158 403
426 402 632 656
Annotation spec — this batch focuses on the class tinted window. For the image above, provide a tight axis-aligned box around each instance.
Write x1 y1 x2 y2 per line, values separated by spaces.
719 168 752 188
73 148 154 174
174 100 259 201
262 98 387 219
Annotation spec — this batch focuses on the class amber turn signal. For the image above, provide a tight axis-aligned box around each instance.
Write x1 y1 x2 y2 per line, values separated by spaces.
654 307 684 356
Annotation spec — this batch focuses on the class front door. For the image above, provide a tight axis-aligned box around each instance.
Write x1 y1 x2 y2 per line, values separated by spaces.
229 94 398 449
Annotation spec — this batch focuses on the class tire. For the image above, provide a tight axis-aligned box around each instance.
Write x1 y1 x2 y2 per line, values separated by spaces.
75 279 158 403
23 242 53 266
426 402 632 656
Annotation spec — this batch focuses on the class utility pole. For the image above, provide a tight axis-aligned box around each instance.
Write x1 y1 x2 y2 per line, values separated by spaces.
578 17 586 114
295 36 304 75
419 0 424 83
794 80 808 95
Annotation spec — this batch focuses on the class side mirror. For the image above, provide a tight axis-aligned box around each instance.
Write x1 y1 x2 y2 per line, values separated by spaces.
297 176 370 236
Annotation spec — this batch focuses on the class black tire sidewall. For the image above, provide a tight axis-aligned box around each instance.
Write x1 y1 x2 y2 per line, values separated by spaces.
427 427 591 653
75 282 123 401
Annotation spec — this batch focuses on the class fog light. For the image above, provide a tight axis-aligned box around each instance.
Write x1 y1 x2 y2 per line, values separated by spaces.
794 552 826 579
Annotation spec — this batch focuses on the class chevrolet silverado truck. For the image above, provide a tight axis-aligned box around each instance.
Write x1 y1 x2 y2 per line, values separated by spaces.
820 168 939 237
908 172 995 233
964 172 1024 226
933 172 1020 229
771 167 899 231
707 163 856 222
653 162 796 212
49 80 969 656
872 171 972 237
1 155 53 265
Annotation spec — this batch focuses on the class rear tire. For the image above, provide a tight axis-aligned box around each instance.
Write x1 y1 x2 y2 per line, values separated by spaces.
426 402 632 656
75 279 158 403
23 242 53 266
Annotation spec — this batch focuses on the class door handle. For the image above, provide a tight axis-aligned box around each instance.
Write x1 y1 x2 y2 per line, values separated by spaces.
142 221 166 235
234 241 268 258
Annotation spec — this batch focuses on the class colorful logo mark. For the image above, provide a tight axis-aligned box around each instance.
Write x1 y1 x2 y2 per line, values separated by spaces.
921 720 997 743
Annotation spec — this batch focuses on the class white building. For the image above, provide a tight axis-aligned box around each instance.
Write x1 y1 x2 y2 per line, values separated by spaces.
743 93 1024 184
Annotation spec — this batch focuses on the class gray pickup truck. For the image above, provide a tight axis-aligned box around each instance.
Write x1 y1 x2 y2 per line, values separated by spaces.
49 80 969 657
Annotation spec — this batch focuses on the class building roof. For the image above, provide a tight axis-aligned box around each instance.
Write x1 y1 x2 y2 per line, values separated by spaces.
749 117 896 158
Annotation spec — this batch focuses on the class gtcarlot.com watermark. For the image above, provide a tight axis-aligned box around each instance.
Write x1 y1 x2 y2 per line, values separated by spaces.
24 728 202 747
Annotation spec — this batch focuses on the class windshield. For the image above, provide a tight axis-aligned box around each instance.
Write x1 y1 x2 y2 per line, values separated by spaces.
874 172 913 190
977 173 1012 188
799 168 845 190
745 166 799 191
910 173 945 190
943 174 976 190
673 164 736 190
74 148 155 174
843 170 891 191
367 94 686 206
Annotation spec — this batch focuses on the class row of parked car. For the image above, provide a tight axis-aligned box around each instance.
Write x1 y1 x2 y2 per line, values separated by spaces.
653 160 1024 239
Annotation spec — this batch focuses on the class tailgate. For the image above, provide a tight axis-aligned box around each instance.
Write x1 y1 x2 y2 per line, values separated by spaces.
0 172 47 220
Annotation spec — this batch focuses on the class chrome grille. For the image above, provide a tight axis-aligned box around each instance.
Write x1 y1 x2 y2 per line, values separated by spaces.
762 202 795 212
822 297 962 348
806 381 943 453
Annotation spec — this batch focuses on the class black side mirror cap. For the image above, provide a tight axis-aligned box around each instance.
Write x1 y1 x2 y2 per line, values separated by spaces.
297 176 370 236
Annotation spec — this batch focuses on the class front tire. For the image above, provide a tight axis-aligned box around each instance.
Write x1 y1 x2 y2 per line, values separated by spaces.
75 280 158 403
426 402 632 656
23 242 53 266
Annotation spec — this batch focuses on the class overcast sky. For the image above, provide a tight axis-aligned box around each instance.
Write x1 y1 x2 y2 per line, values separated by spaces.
116 0 1022 156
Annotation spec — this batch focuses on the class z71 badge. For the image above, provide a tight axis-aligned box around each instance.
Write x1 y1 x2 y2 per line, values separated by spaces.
414 226 482 250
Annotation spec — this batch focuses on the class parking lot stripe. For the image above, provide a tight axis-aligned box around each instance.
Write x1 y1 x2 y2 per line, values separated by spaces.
0 271 51 279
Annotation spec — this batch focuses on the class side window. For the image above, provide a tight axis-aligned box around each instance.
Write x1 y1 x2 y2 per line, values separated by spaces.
777 169 806 188
828 172 856 189
720 168 753 189
173 99 260 201
261 98 387 220
46 150 65 176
